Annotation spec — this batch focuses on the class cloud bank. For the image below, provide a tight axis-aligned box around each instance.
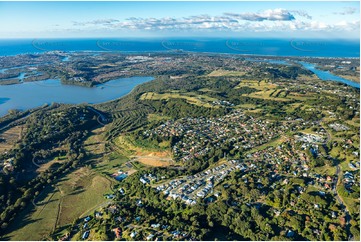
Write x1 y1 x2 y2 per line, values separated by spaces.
69 8 359 35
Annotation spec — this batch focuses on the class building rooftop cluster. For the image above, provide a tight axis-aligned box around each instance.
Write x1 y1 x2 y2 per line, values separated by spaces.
144 111 287 163
155 160 246 205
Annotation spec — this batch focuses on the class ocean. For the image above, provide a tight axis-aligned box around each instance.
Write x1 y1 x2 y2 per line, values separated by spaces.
0 38 359 57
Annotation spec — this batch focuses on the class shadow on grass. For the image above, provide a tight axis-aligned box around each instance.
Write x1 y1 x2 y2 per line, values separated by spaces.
1 202 43 241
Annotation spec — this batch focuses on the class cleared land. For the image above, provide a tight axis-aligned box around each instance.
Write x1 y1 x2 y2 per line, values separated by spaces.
5 168 112 241
115 135 173 167
132 153 173 167
0 125 25 152
5 128 117 241
57 169 112 226
35 155 68 173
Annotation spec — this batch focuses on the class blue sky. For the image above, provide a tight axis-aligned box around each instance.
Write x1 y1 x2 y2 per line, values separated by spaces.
0 1 359 39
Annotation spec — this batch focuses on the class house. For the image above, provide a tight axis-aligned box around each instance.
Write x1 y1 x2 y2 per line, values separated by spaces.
136 199 143 207
105 194 115 199
348 163 356 169
82 231 90 240
331 211 337 218
146 234 155 240
59 233 69 241
204 197 215 204
140 177 149 184
119 188 125 195
130 231 137 238
151 223 160 228
108 205 118 214
113 228 122 239
286 230 295 238
171 230 181 238
115 216 123 222
95 212 102 219
297 186 304 194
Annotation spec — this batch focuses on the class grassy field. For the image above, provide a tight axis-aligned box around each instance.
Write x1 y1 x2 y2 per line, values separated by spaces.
297 74 319 81
244 89 290 102
312 165 337 176
115 135 168 156
235 79 277 90
83 127 108 156
0 125 25 153
345 117 360 129
139 92 217 108
198 87 221 93
5 186 61 241
338 74 360 83
4 168 113 241
341 196 359 215
5 127 117 241
246 136 287 154
236 80 316 102
206 69 246 77
236 103 257 109
147 113 172 122
57 170 112 225
36 156 68 173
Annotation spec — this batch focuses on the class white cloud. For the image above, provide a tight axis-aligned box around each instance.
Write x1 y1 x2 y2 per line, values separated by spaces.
224 8 295 21
290 10 312 20
73 19 120 26
333 7 357 15
68 9 359 35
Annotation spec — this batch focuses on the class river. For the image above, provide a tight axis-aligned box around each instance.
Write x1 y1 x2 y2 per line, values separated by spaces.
298 61 359 88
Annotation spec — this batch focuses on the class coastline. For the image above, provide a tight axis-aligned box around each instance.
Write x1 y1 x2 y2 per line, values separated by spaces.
0 49 360 59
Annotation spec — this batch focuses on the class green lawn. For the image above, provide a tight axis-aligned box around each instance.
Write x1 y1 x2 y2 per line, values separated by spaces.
246 136 287 154
5 186 61 241
4 168 113 241
139 91 217 108
312 165 337 176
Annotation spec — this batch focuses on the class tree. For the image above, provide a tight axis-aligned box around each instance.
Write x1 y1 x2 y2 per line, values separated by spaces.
249 189 261 202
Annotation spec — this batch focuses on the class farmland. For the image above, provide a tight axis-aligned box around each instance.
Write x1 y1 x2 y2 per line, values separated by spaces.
5 167 112 241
